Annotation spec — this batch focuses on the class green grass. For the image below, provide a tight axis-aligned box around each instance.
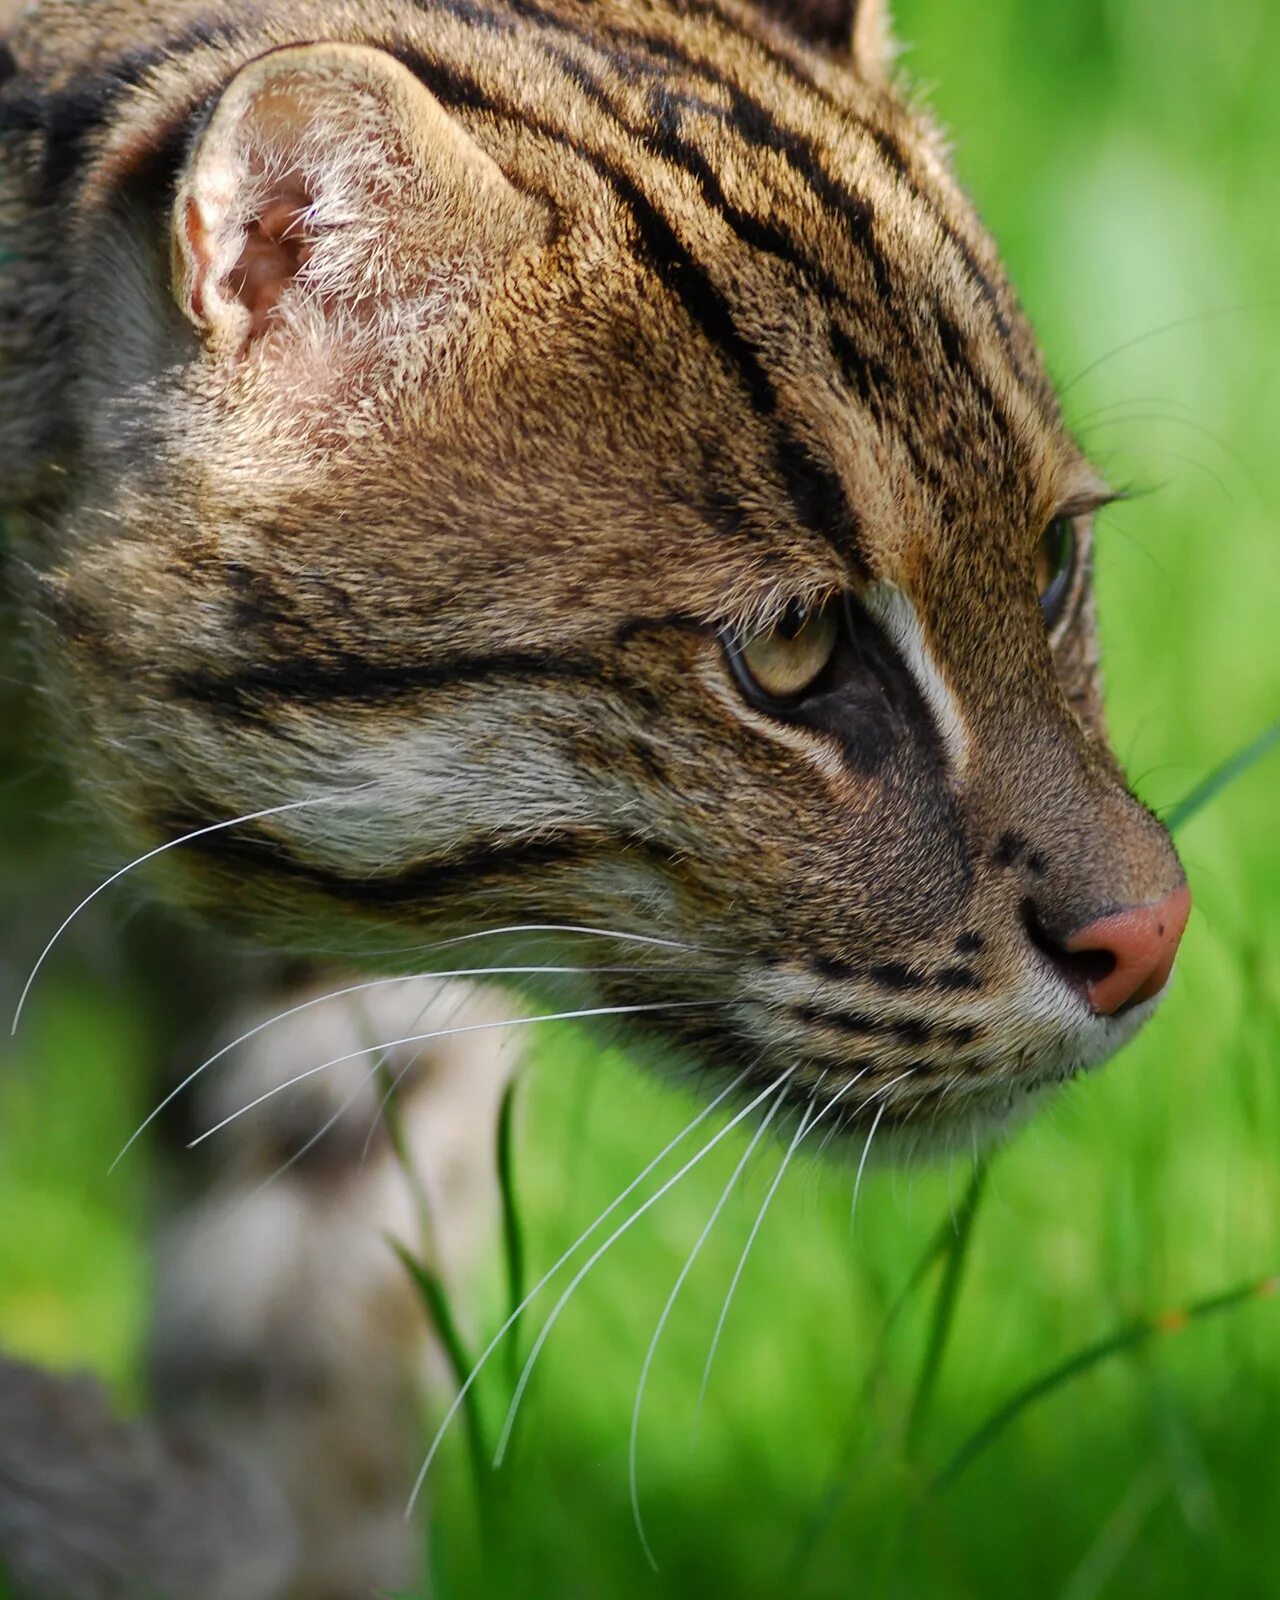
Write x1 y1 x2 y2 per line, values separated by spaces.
3 2 1279 1596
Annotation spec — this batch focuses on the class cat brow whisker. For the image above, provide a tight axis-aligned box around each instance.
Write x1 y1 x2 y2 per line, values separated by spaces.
1061 301 1266 396
406 1068 752 1513
11 786 377 1037
630 1069 792 1572
188 1000 731 1149
112 962 718 1171
491 1072 792 1472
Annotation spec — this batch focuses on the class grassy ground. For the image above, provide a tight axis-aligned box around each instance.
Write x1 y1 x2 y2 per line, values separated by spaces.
2 2 1278 1596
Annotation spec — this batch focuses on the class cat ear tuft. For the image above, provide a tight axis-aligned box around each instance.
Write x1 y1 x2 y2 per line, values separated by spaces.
754 0 894 79
173 44 540 358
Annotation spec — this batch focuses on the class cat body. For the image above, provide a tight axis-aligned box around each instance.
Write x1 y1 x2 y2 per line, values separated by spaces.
0 2 1188 1595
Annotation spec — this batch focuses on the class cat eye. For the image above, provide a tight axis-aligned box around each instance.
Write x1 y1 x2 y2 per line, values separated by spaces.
1035 516 1078 628
725 597 841 707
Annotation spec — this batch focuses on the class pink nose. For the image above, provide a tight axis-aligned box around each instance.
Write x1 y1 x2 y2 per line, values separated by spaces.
1062 884 1192 1017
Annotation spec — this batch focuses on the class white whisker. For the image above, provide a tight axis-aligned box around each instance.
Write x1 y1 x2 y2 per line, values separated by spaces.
188 1000 730 1149
630 1071 791 1571
112 963 714 1171
405 1069 752 1515
850 1098 888 1232
491 1073 787 1471
324 922 726 962
693 1074 839 1435
12 786 376 1037
355 984 475 1170
249 987 472 1195
692 1067 914 1431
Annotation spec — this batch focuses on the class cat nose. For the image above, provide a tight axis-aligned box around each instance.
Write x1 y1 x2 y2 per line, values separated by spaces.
1047 885 1191 1016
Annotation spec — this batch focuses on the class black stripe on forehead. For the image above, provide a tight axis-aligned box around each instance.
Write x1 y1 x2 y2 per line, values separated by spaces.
392 46 865 562
426 0 907 324
412 6 1035 447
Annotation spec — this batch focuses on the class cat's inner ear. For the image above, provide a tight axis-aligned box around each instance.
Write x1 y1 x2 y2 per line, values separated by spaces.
173 43 540 357
756 0 894 78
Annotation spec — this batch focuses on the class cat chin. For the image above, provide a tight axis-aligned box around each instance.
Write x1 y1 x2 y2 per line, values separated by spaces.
809 989 1168 1168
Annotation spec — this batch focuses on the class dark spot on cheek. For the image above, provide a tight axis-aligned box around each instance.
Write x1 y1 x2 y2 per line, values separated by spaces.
795 1006 879 1036
813 955 857 982
955 931 985 955
869 962 925 991
633 686 662 717
892 1018 932 1045
994 832 1025 868
936 966 982 993
1026 851 1048 877
946 1024 979 1047
628 737 667 783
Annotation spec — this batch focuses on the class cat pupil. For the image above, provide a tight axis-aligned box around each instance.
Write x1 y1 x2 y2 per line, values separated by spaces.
1038 517 1077 626
778 600 809 641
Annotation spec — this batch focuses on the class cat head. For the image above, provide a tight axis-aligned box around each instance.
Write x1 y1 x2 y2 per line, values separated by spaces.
7 0 1187 1148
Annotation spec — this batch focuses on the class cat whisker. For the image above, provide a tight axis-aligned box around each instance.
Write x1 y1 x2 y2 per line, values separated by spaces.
694 1066 916 1431
311 922 728 963
11 786 381 1038
1061 301 1266 396
188 1000 732 1150
355 986 476 1171
407 1068 753 1513
849 1097 889 1232
249 986 475 1195
630 1069 791 1572
490 1071 793 1472
693 1074 840 1436
112 962 721 1171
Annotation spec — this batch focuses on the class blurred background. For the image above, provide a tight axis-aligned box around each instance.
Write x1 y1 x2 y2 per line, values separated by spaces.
1 1 1277 1595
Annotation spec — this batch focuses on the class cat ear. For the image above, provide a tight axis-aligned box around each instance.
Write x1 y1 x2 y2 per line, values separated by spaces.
755 0 895 79
173 44 541 359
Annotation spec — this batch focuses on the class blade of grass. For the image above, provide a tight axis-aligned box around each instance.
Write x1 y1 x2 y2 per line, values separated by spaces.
904 1159 990 1458
374 1059 490 1529
393 1240 491 1525
376 1058 439 1261
788 1191 966 1581
496 1077 526 1390
1165 719 1280 833
930 1272 1279 1494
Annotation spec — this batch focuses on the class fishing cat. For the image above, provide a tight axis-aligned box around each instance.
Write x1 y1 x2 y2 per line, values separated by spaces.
0 0 1190 1595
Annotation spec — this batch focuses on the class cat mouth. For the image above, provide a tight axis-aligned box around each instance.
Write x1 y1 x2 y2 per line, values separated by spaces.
728 992 1158 1151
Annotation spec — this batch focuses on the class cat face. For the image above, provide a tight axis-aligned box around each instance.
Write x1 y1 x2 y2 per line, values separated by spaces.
5 0 1186 1146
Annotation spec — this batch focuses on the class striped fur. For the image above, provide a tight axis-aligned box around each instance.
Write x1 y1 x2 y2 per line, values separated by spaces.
0 0 1184 1141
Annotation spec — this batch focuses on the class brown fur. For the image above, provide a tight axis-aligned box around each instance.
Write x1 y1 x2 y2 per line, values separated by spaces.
0 2 1188 1594
0 0 1183 1139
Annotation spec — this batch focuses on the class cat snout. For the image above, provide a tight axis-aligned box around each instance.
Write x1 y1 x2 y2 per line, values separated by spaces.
1022 884 1191 1016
